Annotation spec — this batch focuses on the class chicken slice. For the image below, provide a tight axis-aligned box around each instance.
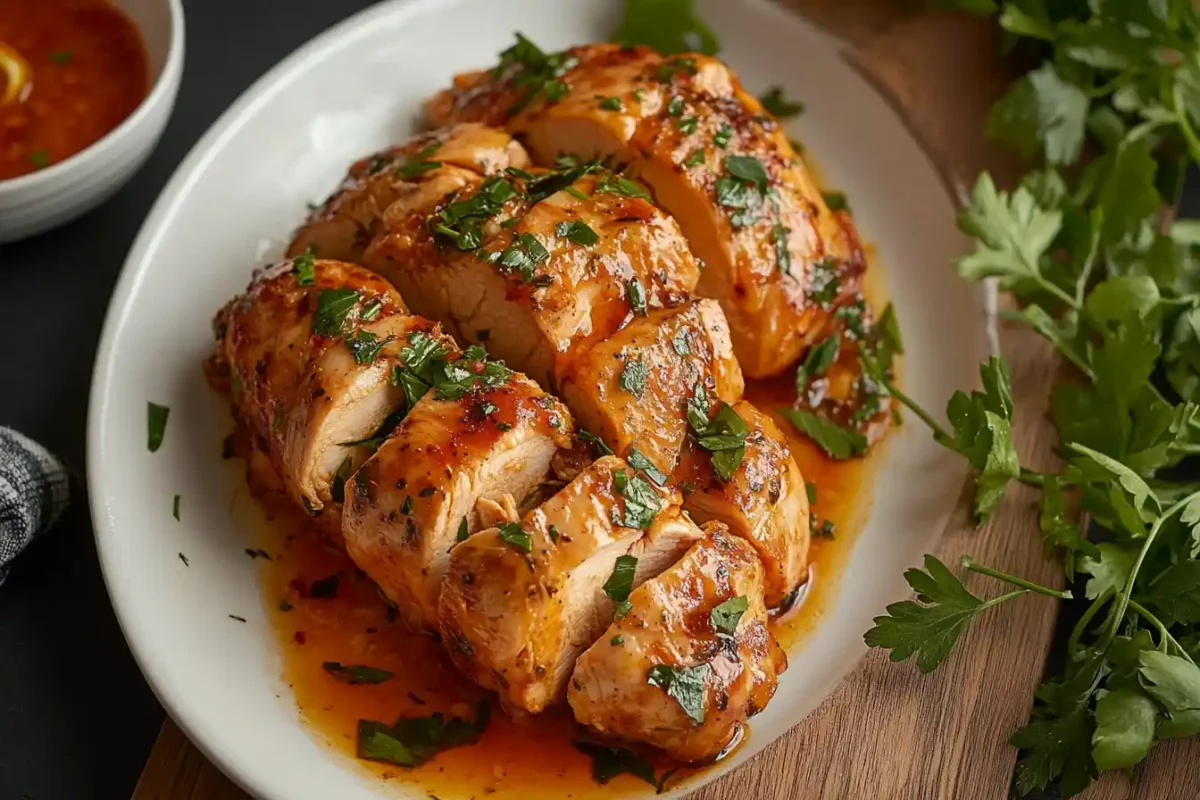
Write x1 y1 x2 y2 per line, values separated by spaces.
207 257 427 513
427 41 863 378
568 522 786 762
287 123 530 264
343 363 573 631
438 455 702 713
674 400 810 607
365 166 701 388
558 298 743 476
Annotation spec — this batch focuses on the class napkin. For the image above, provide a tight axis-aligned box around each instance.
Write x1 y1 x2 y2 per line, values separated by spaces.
0 427 70 585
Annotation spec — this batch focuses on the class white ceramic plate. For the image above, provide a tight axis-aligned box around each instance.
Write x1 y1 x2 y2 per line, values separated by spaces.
88 1 987 798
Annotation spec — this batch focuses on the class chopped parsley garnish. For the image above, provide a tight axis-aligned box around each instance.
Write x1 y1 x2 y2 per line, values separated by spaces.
323 662 395 685
709 595 748 634
401 495 413 515
498 522 532 553
794 335 839 394
548 524 560 543
809 258 841 307
654 56 700 83
611 635 624 646
687 393 749 480
759 86 804 119
778 408 867 460
823 190 849 212
578 429 614 457
457 517 470 543
676 116 698 134
618 357 648 398
345 330 393 365
671 329 691 356
627 277 648 316
309 574 340 599
556 219 600 246
565 185 589 200
292 247 316 286
49 51 73 64
172 494 181 520
714 155 770 228
312 288 361 336
493 33 578 112
28 150 49 169
573 741 657 787
229 615 247 623
598 95 623 111
805 481 817 505
594 174 652 200
429 177 517 251
147 402 170 452
713 125 734 147
667 96 685 117
496 232 551 282
683 148 705 167
617 471 662 530
773 222 791 274
627 447 668 487
395 142 442 179
603 554 638 617
724 155 769 189
647 663 709 724
357 705 486 767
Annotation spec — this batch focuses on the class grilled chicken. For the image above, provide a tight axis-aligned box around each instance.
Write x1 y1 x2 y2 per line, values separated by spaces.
288 123 531 264
365 166 701 388
568 522 786 762
438 455 702 713
343 360 573 631
558 298 742 475
674 401 810 607
208 257 422 514
427 41 863 377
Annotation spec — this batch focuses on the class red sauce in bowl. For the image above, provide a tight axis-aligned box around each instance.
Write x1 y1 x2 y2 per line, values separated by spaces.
0 0 149 181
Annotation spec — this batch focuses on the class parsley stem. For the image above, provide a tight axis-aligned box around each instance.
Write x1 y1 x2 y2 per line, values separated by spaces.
1101 488 1200 651
1128 599 1197 665
868 365 953 446
977 587 1030 612
1172 84 1200 165
1073 219 1101 308
1068 588 1113 657
961 556 1072 600
1015 469 1077 487
1036 276 1080 313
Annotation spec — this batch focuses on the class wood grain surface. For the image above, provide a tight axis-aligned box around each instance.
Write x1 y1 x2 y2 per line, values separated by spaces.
129 2 1200 798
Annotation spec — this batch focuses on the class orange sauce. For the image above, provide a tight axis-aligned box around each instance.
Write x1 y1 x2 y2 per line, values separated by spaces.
0 0 148 180
241 244 892 798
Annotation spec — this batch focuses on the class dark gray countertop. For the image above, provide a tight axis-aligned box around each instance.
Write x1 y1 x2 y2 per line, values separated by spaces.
0 3 373 798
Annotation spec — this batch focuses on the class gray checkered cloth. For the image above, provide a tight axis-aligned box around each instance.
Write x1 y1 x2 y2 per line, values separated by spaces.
0 428 70 586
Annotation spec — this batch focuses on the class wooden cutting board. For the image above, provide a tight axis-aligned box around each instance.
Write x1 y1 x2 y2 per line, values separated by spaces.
129 2 1200 798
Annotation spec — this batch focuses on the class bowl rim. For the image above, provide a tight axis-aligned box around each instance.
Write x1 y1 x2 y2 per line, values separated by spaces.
0 0 186 194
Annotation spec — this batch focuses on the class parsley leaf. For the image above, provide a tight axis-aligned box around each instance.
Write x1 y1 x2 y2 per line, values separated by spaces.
709 595 748 634
573 741 657 787
758 86 804 119
619 357 648 398
147 402 170 452
357 707 484 767
497 522 532 553
312 288 360 336
778 409 866 460
647 663 709 724
611 0 720 56
323 662 395 685
863 555 984 673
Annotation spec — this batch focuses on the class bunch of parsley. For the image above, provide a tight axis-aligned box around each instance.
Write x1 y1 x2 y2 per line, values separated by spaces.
859 1 1200 795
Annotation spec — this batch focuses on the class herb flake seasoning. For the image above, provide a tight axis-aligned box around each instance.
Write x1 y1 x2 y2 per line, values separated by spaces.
147 402 170 452
619 357 648 398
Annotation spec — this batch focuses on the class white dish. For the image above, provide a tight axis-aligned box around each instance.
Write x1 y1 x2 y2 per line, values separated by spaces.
87 0 985 797
0 0 185 243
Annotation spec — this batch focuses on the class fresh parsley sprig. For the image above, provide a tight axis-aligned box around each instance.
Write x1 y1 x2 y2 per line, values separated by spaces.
864 1 1200 795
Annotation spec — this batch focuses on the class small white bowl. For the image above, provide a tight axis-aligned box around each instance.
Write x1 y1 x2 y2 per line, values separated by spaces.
0 0 184 243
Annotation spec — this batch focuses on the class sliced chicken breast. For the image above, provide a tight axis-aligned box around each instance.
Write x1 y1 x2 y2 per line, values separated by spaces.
207 257 426 513
568 522 786 762
558 298 743 475
288 123 531 264
365 165 701 388
343 361 573 631
427 41 863 378
438 455 702 714
674 400 810 607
